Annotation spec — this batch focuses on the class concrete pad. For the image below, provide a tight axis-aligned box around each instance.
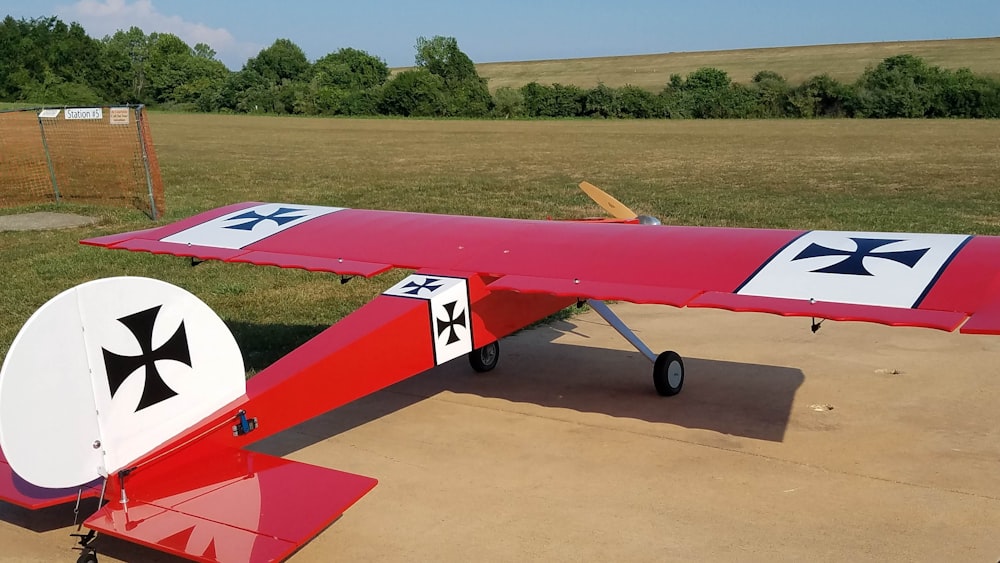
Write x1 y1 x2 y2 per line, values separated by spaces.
2 304 999 561
0 212 97 232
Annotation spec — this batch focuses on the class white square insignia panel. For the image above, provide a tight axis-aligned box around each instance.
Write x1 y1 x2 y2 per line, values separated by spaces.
736 231 970 308
161 204 345 249
384 275 473 364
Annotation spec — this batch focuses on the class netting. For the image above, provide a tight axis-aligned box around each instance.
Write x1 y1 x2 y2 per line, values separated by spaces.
0 105 164 218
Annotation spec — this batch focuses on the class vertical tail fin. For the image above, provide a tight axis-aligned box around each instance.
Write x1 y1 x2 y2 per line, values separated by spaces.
0 277 247 490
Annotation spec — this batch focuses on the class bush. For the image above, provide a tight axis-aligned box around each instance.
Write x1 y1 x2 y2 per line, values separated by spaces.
584 83 621 117
380 69 446 116
618 85 660 118
520 82 554 117
492 86 525 118
790 74 854 117
751 71 791 118
853 54 940 117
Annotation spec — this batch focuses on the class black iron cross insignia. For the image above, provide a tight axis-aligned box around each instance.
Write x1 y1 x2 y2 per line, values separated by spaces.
792 237 930 276
402 277 443 296
224 207 305 231
102 305 191 412
436 301 467 345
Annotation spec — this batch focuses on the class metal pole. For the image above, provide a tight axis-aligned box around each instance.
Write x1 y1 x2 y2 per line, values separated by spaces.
133 104 159 220
37 113 61 203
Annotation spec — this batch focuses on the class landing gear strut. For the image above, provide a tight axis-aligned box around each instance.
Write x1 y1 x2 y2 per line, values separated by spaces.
587 299 686 396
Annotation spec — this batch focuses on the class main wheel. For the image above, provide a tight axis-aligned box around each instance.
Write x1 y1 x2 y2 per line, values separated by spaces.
76 548 98 563
468 341 500 373
653 351 684 396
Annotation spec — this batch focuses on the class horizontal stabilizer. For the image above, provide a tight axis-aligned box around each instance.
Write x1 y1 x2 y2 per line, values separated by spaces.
85 448 376 562
0 447 99 509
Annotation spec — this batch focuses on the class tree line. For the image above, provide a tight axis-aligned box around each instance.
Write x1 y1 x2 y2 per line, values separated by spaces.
2 15 999 118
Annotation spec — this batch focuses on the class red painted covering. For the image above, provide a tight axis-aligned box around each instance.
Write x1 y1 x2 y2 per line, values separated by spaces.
84 207 798 295
689 292 967 331
82 205 1000 333
85 448 376 563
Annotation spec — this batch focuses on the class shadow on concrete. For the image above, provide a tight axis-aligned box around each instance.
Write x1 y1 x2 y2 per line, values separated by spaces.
0 498 100 533
0 316 802 561
251 317 803 458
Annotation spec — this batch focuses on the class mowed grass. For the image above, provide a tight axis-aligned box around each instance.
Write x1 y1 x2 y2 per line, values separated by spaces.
2 114 999 368
475 38 1000 90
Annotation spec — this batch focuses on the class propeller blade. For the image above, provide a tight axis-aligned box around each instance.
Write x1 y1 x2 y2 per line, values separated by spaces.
578 181 638 220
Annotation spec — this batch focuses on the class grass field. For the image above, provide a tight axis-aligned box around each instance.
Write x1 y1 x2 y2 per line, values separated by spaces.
1 114 999 367
474 38 1000 91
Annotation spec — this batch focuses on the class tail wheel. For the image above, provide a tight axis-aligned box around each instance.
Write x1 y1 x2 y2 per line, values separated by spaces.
469 341 500 373
653 351 684 396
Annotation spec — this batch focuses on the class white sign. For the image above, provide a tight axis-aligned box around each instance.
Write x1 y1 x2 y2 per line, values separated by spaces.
37 109 61 118
65 107 103 120
109 107 130 125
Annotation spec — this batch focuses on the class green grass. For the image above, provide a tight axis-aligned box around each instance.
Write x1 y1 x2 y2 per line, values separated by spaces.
1 114 999 367
470 38 1000 91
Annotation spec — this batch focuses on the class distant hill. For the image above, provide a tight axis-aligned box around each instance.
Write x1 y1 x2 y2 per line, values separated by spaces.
455 38 1000 91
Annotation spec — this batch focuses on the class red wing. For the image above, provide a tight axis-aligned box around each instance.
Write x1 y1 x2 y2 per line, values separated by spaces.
83 203 1000 334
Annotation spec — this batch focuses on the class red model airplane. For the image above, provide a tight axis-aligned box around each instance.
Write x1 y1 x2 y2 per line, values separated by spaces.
1 182 999 562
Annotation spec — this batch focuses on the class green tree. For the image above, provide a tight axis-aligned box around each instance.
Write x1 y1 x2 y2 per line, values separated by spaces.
415 36 477 83
244 38 310 83
18 68 102 105
751 70 791 117
102 26 152 102
683 67 734 118
313 48 388 90
853 54 942 117
0 16 106 102
308 48 387 115
145 33 194 104
492 86 525 118
221 39 312 114
414 35 492 116
380 68 446 116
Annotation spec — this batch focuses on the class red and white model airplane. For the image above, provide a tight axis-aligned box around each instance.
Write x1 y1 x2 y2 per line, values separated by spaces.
1 182 999 562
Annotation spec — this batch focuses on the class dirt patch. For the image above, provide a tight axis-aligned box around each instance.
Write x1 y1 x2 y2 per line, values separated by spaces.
0 212 97 232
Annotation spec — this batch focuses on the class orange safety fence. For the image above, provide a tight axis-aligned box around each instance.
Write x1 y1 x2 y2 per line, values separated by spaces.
0 105 164 219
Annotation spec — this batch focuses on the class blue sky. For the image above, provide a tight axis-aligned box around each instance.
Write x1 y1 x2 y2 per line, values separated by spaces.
2 0 997 69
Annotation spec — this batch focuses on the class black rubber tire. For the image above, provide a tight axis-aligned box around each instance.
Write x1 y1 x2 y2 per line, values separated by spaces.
76 549 98 563
653 351 684 396
468 341 500 373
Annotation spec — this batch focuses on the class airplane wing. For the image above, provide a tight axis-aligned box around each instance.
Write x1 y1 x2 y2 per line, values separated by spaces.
83 202 1000 334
